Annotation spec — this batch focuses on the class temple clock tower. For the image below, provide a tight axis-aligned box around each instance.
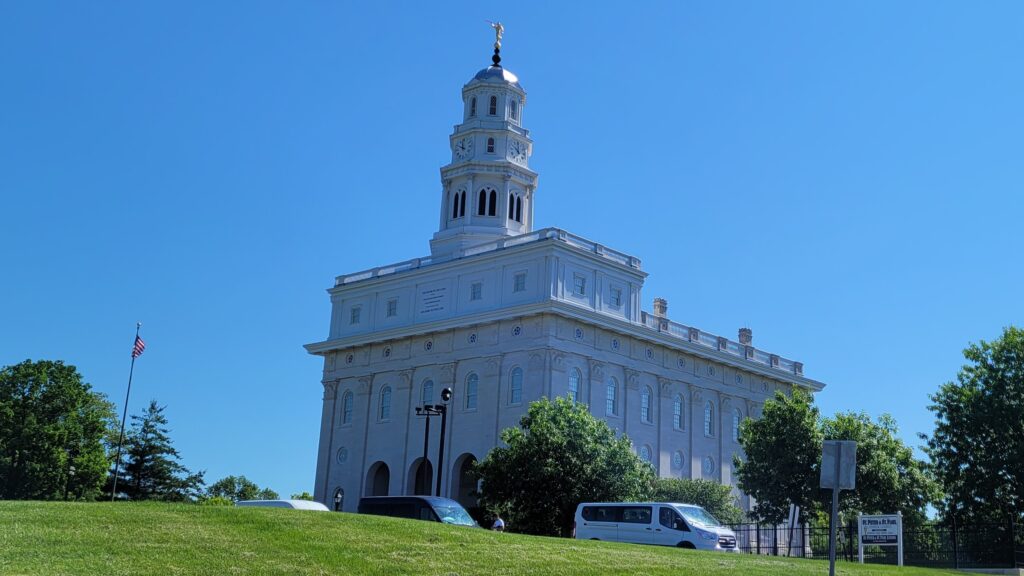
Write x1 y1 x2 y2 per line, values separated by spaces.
430 26 539 257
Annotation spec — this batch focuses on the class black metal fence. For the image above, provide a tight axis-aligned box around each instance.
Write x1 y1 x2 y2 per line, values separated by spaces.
726 519 1022 570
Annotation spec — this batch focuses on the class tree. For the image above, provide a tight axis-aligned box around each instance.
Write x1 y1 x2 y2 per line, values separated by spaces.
652 478 745 525
734 389 822 523
291 491 314 501
117 400 204 501
923 326 1024 523
206 475 278 502
823 412 938 525
475 397 656 537
0 360 117 500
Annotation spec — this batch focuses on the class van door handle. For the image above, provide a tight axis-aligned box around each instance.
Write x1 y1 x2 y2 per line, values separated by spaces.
655 528 662 532
645 527 652 530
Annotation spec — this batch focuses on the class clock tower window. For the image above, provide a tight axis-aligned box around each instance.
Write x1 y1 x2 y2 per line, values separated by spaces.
452 190 466 219
486 138 495 154
477 189 487 216
488 190 497 216
507 193 514 220
516 196 522 222
509 99 518 121
470 97 477 117
488 95 497 116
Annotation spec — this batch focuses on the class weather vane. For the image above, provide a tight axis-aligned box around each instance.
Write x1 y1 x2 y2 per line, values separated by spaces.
486 21 504 66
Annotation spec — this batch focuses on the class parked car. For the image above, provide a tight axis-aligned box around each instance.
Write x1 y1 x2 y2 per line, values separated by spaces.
235 499 330 511
357 496 479 527
574 502 738 552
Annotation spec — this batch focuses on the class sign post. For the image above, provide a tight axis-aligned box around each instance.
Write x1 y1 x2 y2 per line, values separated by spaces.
820 440 857 576
858 513 904 566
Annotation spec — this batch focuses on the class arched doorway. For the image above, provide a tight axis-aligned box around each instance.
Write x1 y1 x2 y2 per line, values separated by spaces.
449 453 479 509
407 458 433 496
366 461 390 496
333 487 344 511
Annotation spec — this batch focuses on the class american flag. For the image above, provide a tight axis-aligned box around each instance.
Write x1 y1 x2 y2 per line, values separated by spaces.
131 335 146 358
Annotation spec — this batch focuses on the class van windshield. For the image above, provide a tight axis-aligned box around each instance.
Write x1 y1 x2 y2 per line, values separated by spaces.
433 504 476 527
675 505 722 528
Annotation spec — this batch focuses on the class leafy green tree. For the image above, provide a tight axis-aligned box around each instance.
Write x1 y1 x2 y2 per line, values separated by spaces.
652 478 745 525
290 491 314 501
734 389 822 523
206 475 277 501
117 400 204 501
823 412 938 525
923 326 1024 523
475 397 656 537
0 360 117 500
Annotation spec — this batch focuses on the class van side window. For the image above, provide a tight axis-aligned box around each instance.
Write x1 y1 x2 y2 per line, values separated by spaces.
620 506 652 524
660 507 688 531
419 506 434 521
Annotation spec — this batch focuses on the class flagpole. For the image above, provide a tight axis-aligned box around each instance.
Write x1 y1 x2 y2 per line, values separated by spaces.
111 322 141 502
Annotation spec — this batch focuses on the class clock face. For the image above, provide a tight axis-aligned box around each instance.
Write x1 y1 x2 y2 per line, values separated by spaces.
508 139 526 164
454 137 473 160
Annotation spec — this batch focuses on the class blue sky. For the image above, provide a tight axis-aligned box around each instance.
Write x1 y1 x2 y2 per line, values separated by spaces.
1 2 1021 498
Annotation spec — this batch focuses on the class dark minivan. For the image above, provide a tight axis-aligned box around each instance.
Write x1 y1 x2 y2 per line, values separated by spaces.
357 496 479 527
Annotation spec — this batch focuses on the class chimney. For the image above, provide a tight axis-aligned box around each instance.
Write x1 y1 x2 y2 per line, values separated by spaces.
653 298 668 318
738 327 753 345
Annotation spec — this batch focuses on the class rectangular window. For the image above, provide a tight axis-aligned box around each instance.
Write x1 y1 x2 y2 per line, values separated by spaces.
386 298 398 318
470 282 483 301
350 306 361 325
610 287 622 307
513 272 526 293
573 274 586 296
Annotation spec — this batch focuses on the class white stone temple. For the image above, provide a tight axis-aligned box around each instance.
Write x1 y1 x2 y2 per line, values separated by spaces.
305 36 825 513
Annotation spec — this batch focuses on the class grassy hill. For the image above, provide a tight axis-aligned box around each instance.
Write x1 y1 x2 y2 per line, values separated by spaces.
0 502 966 576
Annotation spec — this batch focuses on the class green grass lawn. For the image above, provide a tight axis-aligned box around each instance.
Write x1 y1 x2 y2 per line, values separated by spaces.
0 502 968 576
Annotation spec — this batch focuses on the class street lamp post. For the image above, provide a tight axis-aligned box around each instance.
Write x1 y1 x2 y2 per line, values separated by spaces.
435 387 452 497
415 405 442 494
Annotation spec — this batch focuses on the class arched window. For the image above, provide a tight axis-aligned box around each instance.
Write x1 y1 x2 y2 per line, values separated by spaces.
568 368 581 403
342 391 353 424
421 379 434 405
673 395 683 430
488 190 496 216
606 378 618 416
459 191 466 217
639 445 652 464
379 386 392 420
487 137 495 153
704 400 715 437
515 196 522 222
470 97 477 117
509 367 523 404
333 487 344 511
732 408 742 442
641 386 652 423
488 95 497 115
452 191 459 219
465 373 479 410
478 189 487 215
510 99 518 120
508 193 515 220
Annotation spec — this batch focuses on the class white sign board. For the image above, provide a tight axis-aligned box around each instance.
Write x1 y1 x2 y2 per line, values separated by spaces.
820 440 857 490
858 513 904 566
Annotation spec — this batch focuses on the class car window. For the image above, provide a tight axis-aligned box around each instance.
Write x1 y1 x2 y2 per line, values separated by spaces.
432 504 476 526
660 506 688 531
676 505 722 527
620 506 652 524
583 506 619 522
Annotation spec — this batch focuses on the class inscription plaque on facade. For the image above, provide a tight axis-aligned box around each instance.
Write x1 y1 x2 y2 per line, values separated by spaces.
418 283 449 315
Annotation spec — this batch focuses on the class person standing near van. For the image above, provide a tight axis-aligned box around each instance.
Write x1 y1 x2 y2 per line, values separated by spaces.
491 515 505 532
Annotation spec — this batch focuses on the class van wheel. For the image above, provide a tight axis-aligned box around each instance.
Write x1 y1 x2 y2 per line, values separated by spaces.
677 542 696 549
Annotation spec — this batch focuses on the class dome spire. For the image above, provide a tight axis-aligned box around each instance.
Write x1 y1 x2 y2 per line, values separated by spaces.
488 21 504 66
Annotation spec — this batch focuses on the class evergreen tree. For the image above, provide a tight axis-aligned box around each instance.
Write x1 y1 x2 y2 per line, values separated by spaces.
117 400 203 501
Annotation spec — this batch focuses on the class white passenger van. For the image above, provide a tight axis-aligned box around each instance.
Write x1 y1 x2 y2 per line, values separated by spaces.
574 502 738 552
235 499 330 511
